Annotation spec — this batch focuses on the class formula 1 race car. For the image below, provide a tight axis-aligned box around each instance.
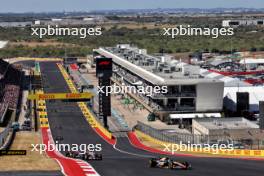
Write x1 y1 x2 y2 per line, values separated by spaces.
66 151 102 161
149 157 191 170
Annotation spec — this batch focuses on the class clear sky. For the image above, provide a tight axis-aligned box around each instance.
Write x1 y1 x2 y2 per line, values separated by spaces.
0 0 263 13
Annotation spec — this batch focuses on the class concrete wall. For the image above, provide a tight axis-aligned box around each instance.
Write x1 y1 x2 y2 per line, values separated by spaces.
196 82 224 112
260 101 264 130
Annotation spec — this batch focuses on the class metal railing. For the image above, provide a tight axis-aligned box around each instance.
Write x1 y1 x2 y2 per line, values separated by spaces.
135 121 264 150
0 122 12 148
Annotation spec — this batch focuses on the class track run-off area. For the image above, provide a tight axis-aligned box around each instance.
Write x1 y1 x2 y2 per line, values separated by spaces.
37 61 264 176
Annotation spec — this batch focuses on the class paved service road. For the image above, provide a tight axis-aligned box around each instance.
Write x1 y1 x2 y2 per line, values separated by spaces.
39 62 264 176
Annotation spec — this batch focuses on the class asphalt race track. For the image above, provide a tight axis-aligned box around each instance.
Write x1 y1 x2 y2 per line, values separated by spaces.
38 61 264 176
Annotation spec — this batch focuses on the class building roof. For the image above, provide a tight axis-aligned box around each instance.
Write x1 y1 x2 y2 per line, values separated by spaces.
239 58 264 64
193 117 259 130
200 68 251 87
94 46 222 86
210 59 230 66
224 86 264 112
170 113 221 119
0 41 8 49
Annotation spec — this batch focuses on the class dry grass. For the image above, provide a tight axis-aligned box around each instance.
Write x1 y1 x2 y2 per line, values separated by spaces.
0 131 60 171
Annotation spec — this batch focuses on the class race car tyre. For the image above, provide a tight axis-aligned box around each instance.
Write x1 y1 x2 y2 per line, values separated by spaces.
149 159 157 168
169 162 174 169
183 162 191 170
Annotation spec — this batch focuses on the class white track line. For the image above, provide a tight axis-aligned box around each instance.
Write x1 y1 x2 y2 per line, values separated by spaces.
113 137 154 158
47 129 101 176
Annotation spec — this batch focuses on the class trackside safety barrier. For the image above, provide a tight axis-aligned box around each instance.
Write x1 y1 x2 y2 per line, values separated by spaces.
57 63 113 141
136 121 264 150
135 130 264 158
12 57 63 62
36 90 49 128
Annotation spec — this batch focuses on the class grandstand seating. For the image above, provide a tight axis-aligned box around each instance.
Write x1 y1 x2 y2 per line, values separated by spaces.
3 85 20 109
0 59 22 123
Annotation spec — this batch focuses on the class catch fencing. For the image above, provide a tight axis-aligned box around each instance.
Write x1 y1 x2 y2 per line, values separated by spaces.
135 121 264 150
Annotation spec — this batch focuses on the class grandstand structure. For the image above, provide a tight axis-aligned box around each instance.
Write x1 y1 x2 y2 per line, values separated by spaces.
94 44 224 122
0 60 22 124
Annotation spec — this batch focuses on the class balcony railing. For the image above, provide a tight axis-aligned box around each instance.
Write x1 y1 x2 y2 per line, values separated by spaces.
151 92 196 98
